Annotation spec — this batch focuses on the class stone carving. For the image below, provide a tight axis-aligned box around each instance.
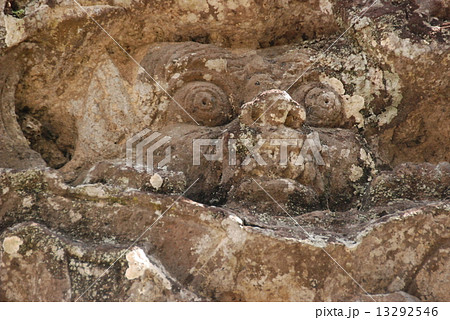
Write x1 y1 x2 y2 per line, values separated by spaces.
111 42 375 214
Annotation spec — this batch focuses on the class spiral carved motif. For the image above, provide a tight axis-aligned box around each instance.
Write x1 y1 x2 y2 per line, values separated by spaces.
172 81 234 127
291 83 345 128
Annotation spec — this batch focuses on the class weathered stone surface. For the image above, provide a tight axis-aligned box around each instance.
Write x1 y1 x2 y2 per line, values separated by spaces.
0 0 448 301
0 221 201 301
0 170 448 301
409 243 450 301
370 162 450 206
353 291 421 302
0 222 72 301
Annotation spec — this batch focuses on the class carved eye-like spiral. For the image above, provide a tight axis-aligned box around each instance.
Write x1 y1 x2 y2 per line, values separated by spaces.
291 83 344 128
172 81 233 127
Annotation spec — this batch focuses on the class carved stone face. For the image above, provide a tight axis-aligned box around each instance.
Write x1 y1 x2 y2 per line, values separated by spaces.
130 42 375 214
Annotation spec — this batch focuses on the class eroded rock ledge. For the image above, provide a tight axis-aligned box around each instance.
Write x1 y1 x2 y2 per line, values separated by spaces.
0 168 448 301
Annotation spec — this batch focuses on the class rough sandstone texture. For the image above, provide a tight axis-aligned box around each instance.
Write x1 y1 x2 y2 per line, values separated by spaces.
0 0 449 301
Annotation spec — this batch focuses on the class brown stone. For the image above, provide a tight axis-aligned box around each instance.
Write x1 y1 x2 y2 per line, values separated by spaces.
0 0 448 301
